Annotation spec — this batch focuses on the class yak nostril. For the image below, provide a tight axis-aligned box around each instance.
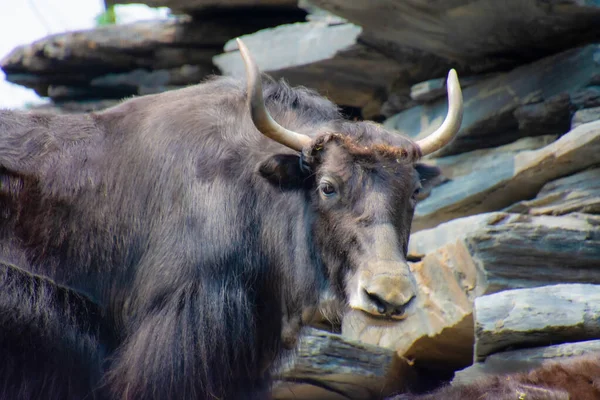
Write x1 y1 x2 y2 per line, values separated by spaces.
364 290 416 317
391 306 405 317
393 294 416 317
364 290 388 315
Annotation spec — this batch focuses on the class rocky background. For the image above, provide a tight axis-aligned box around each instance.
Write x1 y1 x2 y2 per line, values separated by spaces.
3 0 600 398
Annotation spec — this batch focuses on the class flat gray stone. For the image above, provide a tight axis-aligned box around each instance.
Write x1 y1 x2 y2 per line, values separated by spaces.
412 120 600 232
273 328 409 400
38 65 214 102
474 284 600 361
214 21 400 118
505 167 600 216
215 22 363 76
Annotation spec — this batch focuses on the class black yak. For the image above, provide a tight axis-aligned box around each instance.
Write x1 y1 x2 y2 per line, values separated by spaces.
0 39 463 399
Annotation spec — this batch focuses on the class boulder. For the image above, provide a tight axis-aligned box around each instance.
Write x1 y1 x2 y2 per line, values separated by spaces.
310 0 600 66
504 167 600 216
273 329 411 400
343 213 600 371
474 284 600 361
453 340 600 386
1 15 302 98
410 212 600 293
385 45 600 157
412 120 600 232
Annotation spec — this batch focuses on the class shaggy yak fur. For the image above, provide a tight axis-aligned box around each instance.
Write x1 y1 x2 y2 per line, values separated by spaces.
0 75 441 399
392 353 600 400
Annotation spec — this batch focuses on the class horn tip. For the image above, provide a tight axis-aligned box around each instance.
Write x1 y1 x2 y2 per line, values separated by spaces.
236 37 255 83
236 38 247 54
447 69 459 86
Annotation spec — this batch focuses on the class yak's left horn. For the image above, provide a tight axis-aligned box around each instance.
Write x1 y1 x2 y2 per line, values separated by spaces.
237 38 312 152
416 69 463 156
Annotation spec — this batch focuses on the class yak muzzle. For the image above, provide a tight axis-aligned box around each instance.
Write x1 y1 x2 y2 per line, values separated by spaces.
348 262 417 320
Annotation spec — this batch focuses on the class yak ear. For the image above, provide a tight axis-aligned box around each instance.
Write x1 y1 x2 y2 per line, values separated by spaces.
258 154 309 189
415 163 442 189
414 163 445 199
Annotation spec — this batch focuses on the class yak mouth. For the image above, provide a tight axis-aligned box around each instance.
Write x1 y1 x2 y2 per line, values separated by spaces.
350 292 416 322
357 308 409 321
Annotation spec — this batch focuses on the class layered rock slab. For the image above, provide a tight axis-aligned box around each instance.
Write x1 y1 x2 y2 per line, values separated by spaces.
412 120 600 232
273 329 411 400
505 167 600 216
474 284 600 361
1 15 302 100
310 0 600 65
425 135 557 180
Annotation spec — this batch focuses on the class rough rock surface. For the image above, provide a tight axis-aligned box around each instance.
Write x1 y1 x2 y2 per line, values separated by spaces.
310 0 600 65
1 16 303 100
505 167 600 216
343 213 600 371
273 329 411 400
412 120 600 232
474 284 600 361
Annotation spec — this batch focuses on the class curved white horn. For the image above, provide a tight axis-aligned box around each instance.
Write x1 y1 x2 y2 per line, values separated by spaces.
237 38 312 152
416 69 463 156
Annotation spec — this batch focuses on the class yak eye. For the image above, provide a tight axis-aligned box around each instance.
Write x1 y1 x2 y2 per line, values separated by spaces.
412 187 422 199
320 182 336 197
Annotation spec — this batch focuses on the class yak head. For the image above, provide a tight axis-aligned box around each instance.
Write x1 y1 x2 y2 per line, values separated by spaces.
237 39 463 321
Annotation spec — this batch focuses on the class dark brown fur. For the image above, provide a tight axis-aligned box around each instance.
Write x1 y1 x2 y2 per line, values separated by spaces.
392 354 600 400
0 75 439 399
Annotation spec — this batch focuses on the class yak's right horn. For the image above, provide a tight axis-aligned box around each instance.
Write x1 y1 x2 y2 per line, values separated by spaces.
415 69 463 156
237 38 312 152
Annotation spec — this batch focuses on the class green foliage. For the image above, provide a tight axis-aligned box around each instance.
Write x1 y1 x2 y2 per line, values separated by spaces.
96 5 117 26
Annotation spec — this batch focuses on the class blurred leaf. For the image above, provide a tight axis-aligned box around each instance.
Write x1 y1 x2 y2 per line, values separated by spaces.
96 5 117 26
